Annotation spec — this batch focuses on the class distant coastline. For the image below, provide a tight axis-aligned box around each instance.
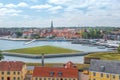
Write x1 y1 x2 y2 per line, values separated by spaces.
0 37 73 41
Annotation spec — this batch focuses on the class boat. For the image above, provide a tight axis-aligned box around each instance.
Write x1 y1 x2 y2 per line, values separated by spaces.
24 39 36 45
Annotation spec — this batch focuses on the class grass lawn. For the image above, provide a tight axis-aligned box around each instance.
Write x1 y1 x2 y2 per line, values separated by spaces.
5 45 80 55
26 63 89 69
85 52 120 60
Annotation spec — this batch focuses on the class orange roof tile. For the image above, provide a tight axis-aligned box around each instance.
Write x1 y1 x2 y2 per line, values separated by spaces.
32 67 78 78
0 61 25 71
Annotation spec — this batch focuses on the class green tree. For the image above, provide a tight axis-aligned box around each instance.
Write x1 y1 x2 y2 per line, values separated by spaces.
15 31 23 38
0 51 4 60
118 45 120 53
82 32 88 39
31 34 40 39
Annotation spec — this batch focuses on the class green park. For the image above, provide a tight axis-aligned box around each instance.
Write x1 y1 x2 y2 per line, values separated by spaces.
5 45 79 55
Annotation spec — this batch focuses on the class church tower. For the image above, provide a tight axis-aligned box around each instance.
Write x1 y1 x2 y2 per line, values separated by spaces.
51 21 53 32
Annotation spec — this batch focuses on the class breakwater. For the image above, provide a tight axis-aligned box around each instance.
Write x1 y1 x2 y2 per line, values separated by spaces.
2 51 109 59
2 52 88 59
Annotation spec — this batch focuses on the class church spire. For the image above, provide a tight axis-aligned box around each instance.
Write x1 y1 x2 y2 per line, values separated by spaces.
51 20 53 32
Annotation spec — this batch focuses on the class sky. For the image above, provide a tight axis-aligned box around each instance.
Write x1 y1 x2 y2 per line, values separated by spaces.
0 0 120 27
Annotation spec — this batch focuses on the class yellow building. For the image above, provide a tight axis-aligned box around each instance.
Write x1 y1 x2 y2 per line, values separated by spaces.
89 60 120 80
0 61 27 80
32 61 78 80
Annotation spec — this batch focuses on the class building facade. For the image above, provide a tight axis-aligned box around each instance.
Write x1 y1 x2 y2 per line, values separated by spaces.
89 60 120 80
0 61 27 80
32 61 78 80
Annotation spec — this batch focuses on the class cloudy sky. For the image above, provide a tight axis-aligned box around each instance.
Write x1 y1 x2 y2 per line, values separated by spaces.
0 0 120 27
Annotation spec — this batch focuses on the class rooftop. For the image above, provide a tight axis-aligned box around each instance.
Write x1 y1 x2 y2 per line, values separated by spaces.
89 60 120 74
0 61 25 71
32 67 78 78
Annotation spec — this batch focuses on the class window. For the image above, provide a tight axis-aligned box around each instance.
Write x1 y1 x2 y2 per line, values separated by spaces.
39 78 42 80
14 77 16 80
7 71 10 75
100 66 105 72
44 78 46 80
64 79 67 80
1 77 4 80
58 72 62 77
18 72 20 75
52 78 54 80
48 78 51 80
36 78 38 80
119 75 120 79
2 72 4 75
50 71 54 76
18 77 20 80
106 74 109 78
101 73 103 77
14 72 16 75
69 79 71 80
113 75 115 79
93 72 96 76
56 78 59 80
93 79 96 80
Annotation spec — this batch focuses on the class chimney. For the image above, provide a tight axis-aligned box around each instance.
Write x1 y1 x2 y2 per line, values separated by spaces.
41 53 44 67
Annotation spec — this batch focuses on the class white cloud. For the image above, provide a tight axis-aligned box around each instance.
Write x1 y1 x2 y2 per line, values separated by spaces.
17 2 28 7
5 2 28 8
0 0 120 27
0 8 22 16
11 13 19 16
48 0 71 5
31 4 52 9
5 3 17 8
49 6 62 11
48 6 62 14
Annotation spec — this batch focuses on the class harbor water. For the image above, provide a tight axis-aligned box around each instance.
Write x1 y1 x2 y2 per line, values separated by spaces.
0 40 109 63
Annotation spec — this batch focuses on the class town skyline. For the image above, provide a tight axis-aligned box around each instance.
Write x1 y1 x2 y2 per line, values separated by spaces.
0 0 120 27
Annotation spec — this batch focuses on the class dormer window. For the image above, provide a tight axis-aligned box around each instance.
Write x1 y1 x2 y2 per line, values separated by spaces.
58 72 62 77
50 71 54 76
100 66 105 72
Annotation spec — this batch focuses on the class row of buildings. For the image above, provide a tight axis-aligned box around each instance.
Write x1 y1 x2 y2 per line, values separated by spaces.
1 25 120 40
7 28 120 40
1 59 120 80
0 61 78 80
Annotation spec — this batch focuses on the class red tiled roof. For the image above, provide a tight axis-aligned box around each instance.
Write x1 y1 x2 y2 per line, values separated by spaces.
0 61 25 71
32 67 78 78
